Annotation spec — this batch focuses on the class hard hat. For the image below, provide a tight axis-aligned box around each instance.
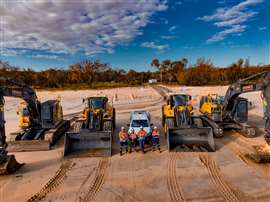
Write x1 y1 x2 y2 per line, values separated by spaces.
121 126 125 130
154 126 157 130
140 126 143 129
131 128 135 132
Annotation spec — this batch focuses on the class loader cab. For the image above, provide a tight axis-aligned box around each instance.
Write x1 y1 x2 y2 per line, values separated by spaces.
171 94 191 107
87 97 108 111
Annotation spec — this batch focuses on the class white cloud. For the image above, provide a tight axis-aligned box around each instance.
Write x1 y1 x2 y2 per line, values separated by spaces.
0 0 168 56
198 0 264 43
141 41 169 53
258 26 267 31
161 35 176 39
207 25 246 43
0 48 18 57
168 25 177 33
31 54 63 60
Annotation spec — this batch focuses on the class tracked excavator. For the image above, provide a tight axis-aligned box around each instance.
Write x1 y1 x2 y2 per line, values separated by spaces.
162 94 215 151
3 78 70 152
0 77 70 174
200 71 270 142
64 96 115 157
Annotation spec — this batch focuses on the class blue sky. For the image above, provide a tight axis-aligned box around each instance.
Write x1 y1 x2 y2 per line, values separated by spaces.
0 0 269 71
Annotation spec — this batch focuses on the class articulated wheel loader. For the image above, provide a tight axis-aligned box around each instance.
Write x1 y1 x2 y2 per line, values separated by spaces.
64 96 115 157
199 71 270 140
0 77 70 152
162 94 215 151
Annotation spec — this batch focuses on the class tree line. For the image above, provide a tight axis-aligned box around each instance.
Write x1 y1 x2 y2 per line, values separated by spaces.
0 58 269 89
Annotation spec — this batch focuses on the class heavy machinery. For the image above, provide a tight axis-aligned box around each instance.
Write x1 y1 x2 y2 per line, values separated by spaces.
64 96 115 157
162 94 215 151
0 77 70 174
199 71 270 142
2 78 70 152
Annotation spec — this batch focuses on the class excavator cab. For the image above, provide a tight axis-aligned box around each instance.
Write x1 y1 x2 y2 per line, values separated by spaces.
41 100 63 129
64 96 115 157
17 101 31 129
162 94 215 151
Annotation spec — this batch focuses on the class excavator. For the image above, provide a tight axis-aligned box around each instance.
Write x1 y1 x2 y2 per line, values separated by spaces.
0 77 70 174
64 96 115 157
162 93 215 151
199 71 270 143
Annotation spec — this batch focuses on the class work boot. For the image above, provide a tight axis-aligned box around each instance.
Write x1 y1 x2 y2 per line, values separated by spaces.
159 147 161 153
120 150 123 156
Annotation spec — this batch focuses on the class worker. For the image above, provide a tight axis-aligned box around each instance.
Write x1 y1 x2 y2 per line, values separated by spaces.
152 126 161 152
137 126 147 154
119 126 128 156
128 128 137 153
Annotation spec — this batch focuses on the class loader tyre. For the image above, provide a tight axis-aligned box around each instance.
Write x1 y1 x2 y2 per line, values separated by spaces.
164 118 174 137
162 106 166 126
112 108 116 129
103 121 112 132
74 121 83 133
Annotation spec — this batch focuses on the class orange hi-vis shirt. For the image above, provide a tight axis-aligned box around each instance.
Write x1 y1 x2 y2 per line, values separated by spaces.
137 130 147 138
152 130 160 137
129 132 137 140
119 131 128 140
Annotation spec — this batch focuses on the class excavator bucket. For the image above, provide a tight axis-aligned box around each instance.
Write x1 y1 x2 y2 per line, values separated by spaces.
64 130 112 157
0 155 24 175
167 127 215 152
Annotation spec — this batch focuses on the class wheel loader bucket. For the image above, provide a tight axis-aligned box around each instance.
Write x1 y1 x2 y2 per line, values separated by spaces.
167 127 215 152
64 130 112 157
0 155 24 175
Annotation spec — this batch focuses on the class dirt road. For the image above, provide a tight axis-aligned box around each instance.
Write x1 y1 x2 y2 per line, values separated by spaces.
1 86 270 202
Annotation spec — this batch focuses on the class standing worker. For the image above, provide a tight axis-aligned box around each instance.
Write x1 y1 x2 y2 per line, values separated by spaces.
128 128 137 153
119 126 128 156
152 126 161 152
137 126 147 154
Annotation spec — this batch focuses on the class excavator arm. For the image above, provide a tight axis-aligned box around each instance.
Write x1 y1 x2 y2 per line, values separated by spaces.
222 71 270 143
0 77 41 146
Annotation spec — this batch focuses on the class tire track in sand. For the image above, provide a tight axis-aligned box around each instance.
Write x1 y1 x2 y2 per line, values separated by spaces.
26 160 74 202
199 154 248 202
79 157 109 202
167 153 186 202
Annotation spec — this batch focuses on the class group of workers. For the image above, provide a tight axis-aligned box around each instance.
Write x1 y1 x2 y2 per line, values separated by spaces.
119 126 161 155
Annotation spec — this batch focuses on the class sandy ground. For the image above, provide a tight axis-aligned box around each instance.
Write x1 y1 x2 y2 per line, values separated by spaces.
1 85 270 202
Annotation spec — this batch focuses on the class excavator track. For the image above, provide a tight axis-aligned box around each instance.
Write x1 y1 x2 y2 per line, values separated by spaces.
199 154 247 202
79 157 109 202
167 153 186 202
26 160 74 202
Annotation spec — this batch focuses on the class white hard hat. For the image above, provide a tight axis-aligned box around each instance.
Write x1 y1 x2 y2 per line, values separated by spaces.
131 128 135 132
140 126 143 129
154 126 157 130
121 126 125 130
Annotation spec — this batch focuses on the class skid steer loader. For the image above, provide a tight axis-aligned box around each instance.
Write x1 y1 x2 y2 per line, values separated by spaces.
162 94 215 151
64 96 115 157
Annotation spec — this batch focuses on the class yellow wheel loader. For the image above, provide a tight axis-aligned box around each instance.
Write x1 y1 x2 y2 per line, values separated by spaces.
162 94 215 151
64 96 115 157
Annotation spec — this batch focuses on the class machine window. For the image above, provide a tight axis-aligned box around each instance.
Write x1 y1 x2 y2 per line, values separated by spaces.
131 119 149 127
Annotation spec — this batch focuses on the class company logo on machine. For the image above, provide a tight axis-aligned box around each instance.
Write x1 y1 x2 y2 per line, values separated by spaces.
242 85 254 92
